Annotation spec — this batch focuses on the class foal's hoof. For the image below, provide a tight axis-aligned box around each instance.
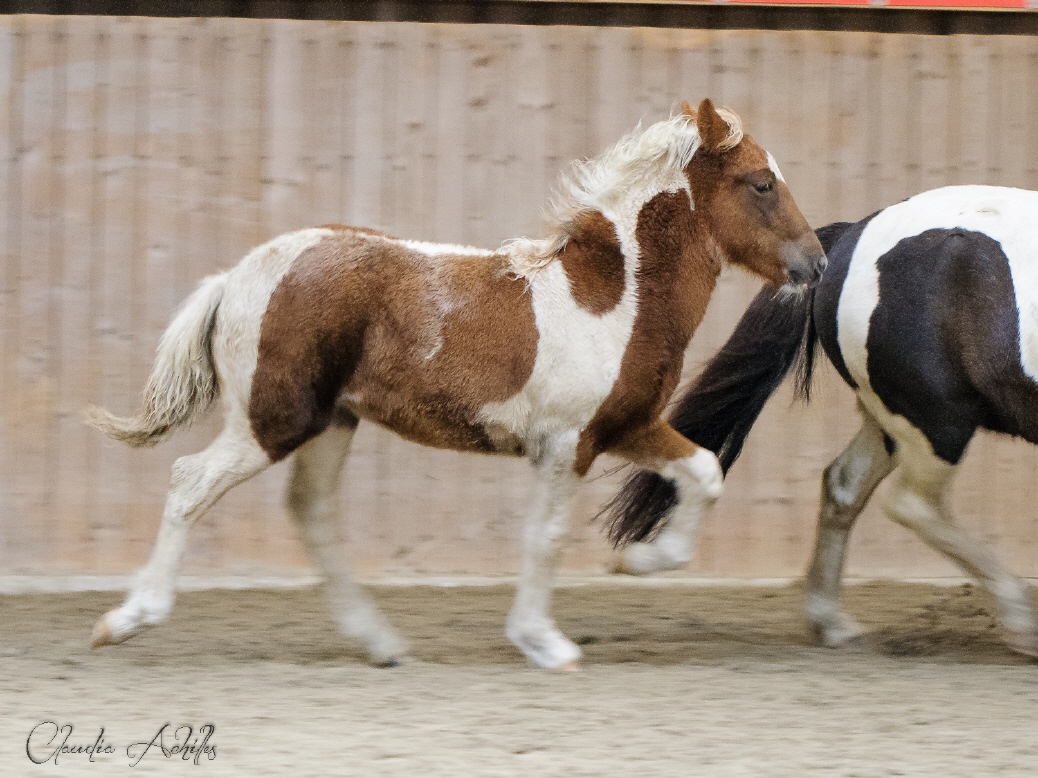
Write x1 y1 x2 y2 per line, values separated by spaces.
90 620 113 649
1007 631 1038 660
374 656 406 668
90 617 133 649
611 541 690 576
556 661 582 673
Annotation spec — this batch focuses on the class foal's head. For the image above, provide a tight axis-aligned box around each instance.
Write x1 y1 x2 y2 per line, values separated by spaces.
686 99 825 288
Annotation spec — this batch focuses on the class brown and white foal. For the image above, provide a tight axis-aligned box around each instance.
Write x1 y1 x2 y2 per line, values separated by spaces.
88 99 823 669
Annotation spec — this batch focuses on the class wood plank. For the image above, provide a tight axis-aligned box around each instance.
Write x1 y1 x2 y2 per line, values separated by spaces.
16 15 62 571
93 17 144 574
52 15 98 572
0 16 25 572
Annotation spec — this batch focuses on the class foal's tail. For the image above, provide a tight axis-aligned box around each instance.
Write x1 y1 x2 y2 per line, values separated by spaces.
604 284 819 546
85 272 228 448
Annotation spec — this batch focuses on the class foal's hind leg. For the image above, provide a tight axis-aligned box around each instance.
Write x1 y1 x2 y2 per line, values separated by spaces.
611 423 724 576
287 417 406 666
805 413 895 647
92 416 269 647
885 444 1037 658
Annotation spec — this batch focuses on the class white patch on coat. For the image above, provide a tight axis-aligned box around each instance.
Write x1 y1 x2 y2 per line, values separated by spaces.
837 186 1038 421
480 257 640 441
766 151 786 182
619 447 724 575
482 168 692 442
396 238 496 258
336 228 496 259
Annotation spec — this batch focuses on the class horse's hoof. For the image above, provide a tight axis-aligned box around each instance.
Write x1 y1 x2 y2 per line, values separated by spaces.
1007 631 1038 660
90 618 122 649
91 610 146 649
375 656 406 668
810 618 865 649
556 661 582 673
608 555 635 576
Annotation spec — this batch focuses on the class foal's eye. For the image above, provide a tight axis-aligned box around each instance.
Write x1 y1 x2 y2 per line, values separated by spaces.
753 182 773 194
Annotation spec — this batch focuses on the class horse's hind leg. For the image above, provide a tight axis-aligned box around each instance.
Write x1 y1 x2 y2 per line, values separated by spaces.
885 444 1037 659
806 412 895 647
287 415 406 666
92 416 270 648
611 422 723 576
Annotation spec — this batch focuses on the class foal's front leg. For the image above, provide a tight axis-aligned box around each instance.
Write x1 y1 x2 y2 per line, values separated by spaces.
612 423 724 575
506 435 583 670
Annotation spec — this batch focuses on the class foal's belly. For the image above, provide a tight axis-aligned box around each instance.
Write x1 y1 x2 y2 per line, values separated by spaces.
337 390 527 456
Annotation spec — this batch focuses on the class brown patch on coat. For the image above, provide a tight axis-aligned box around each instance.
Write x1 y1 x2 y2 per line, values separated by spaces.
610 421 701 470
558 210 626 315
574 190 719 476
249 228 537 461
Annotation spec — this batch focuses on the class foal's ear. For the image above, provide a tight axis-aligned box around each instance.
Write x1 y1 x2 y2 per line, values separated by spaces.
680 100 696 121
696 98 730 154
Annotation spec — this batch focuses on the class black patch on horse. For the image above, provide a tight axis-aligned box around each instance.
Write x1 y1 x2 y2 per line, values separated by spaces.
866 228 1038 463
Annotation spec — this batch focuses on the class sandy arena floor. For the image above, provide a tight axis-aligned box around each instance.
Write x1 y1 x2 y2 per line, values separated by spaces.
2 581 1036 776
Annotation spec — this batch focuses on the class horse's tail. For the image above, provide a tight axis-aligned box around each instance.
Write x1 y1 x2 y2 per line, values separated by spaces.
604 284 818 546
85 271 228 448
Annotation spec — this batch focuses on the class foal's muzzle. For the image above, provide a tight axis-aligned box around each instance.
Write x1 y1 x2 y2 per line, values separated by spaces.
784 237 828 289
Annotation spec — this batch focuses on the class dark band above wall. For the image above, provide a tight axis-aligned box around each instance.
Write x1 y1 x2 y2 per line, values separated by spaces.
0 0 1035 36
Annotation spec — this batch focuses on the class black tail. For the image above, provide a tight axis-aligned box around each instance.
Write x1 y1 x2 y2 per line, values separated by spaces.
604 284 819 546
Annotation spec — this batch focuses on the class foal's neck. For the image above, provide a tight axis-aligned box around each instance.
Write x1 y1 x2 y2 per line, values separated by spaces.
632 188 723 337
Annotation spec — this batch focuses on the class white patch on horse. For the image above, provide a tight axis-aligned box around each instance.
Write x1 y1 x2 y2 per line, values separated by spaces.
418 256 462 362
484 183 689 440
766 151 786 182
837 185 1038 441
480 257 639 438
484 113 711 438
395 238 497 258
619 447 723 575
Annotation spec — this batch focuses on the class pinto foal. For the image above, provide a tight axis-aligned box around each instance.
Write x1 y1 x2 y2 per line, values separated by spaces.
88 99 823 669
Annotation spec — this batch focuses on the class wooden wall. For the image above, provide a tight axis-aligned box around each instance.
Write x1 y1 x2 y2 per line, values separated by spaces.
1 15 1037 580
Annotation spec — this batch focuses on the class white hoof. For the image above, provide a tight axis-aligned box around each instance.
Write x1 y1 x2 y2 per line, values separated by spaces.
366 630 408 668
506 619 582 670
613 539 691 576
90 608 148 648
808 611 864 648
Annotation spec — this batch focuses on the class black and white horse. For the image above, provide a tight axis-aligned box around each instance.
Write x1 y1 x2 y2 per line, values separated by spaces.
606 185 1038 659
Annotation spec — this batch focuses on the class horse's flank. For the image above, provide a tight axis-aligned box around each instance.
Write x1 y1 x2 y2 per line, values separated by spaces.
248 226 540 461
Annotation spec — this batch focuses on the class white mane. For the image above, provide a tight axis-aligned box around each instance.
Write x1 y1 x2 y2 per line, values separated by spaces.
504 107 743 277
